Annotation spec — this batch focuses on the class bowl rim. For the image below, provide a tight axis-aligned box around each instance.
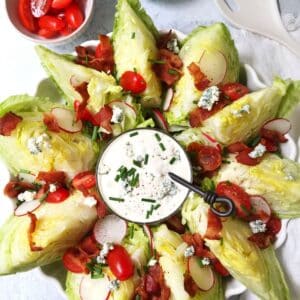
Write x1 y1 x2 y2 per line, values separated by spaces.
4 0 95 45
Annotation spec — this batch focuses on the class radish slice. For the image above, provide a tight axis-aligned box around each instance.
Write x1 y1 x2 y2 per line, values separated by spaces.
108 101 137 119
152 109 168 132
14 200 41 217
143 224 154 256
94 214 127 245
18 172 36 183
188 256 215 291
51 107 83 133
262 118 291 135
199 50 227 86
168 125 189 133
202 132 222 152
163 88 174 112
80 275 110 300
70 75 86 87
250 195 271 222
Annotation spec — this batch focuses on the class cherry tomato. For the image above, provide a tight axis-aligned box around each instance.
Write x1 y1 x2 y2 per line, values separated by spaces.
72 171 96 191
196 145 222 172
227 142 250 153
46 187 70 203
65 3 84 30
30 0 52 18
60 26 73 36
37 171 66 184
236 148 262 166
120 71 147 94
38 15 65 32
221 83 249 101
107 245 134 281
267 216 281 235
216 182 252 219
63 247 89 273
0 112 22 136
4 181 36 198
19 0 37 32
38 28 57 38
79 235 99 256
51 0 73 9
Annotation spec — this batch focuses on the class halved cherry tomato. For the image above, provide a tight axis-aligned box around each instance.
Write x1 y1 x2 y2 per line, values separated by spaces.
63 247 89 273
212 259 230 276
216 182 252 219
30 0 52 18
51 0 73 9
4 181 36 198
196 145 222 172
120 71 147 94
107 245 134 281
38 15 66 31
227 142 250 153
19 0 38 32
221 83 249 101
72 171 96 190
79 235 99 256
267 216 281 235
0 112 22 136
45 187 70 203
38 28 57 38
236 148 262 166
65 3 84 30
37 171 66 184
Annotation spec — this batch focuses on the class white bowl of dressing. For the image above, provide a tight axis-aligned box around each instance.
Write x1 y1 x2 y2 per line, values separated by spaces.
96 128 193 224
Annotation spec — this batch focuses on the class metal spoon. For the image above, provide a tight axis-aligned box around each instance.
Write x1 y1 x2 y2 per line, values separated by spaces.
168 172 235 217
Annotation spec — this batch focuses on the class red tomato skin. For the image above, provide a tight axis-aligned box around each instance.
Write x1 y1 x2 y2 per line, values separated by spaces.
196 146 222 172
227 142 250 153
65 3 84 30
236 148 262 166
79 235 99 256
72 171 96 190
38 15 66 32
31 0 52 18
221 83 249 101
51 0 73 9
260 138 278 152
63 247 89 273
37 171 66 184
267 216 281 235
216 182 252 219
120 71 147 94
38 28 57 38
46 187 70 203
19 0 38 32
107 245 134 281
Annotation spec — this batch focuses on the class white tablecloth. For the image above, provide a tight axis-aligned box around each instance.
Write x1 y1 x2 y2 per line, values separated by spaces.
0 0 299 299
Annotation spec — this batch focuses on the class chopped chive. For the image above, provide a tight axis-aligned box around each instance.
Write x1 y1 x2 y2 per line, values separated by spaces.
129 225 134 239
168 68 179 75
144 154 149 165
131 32 136 39
153 204 161 210
155 133 161 141
131 173 139 187
146 211 150 219
92 126 99 141
148 59 165 65
19 169 31 174
169 157 176 164
220 237 224 246
159 143 166 151
109 197 125 202
118 165 126 172
115 174 120 182
129 132 138 137
133 160 142 168
127 168 136 176
133 67 137 73
141 198 156 203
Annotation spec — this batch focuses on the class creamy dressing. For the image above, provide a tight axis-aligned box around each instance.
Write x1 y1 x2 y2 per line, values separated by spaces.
97 129 192 223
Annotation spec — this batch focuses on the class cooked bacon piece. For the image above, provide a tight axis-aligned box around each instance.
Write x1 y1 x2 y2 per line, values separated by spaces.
0 112 22 136
227 142 250 153
152 49 183 86
260 128 287 143
72 81 90 103
184 273 199 297
260 137 278 152
189 97 230 128
236 148 262 166
136 264 171 300
182 233 204 257
266 215 281 235
188 62 210 91
43 113 60 132
205 209 222 240
28 213 43 252
79 234 99 257
157 30 175 50
165 214 185 234
248 232 276 249
75 35 115 74
213 259 230 276
93 105 113 132
4 181 37 198
37 171 66 185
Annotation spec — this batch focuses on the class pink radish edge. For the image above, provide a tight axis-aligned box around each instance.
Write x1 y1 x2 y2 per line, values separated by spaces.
108 100 137 114
262 118 291 135
202 132 222 152
163 88 174 112
249 195 271 222
14 200 41 217
152 109 169 132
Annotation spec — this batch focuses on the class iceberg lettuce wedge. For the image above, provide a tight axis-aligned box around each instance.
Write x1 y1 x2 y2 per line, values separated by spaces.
165 23 239 126
182 194 290 300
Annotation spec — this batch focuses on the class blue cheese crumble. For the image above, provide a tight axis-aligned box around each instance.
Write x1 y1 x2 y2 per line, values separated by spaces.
49 184 57 193
201 257 211 266
248 143 267 159
17 191 37 202
184 245 195 258
231 104 251 117
147 257 158 267
109 279 120 291
96 242 114 264
167 38 180 54
83 196 97 207
27 133 51 155
111 106 124 124
249 220 267 234
198 86 220 111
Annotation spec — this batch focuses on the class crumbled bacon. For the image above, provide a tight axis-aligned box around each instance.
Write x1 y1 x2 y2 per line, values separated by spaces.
75 35 114 74
136 264 171 300
260 128 287 143
188 62 210 91
182 233 204 257
213 259 230 276
184 273 199 297
152 49 183 86
4 181 37 198
93 105 113 132
165 214 185 234
36 171 66 185
205 209 223 240
157 30 175 50
0 112 22 136
43 113 60 133
248 232 276 249
28 213 43 252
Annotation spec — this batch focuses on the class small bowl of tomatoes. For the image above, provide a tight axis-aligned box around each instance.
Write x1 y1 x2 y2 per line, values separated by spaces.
5 0 95 45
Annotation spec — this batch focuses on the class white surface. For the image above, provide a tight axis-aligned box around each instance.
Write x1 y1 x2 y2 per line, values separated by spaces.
0 0 300 300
